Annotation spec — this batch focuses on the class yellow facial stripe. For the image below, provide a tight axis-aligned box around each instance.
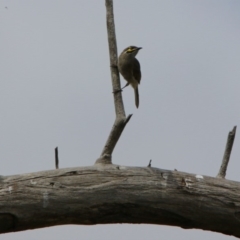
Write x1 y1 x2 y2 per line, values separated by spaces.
126 47 135 53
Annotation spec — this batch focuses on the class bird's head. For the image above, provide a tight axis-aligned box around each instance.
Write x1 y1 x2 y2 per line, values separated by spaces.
121 46 142 58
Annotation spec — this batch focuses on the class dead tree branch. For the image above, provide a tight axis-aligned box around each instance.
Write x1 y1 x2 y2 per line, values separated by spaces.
217 126 237 179
55 147 59 169
95 0 132 165
1 1 239 239
0 167 240 237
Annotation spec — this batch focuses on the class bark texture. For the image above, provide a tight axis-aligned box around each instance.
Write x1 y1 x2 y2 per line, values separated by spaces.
0 166 240 237
96 0 131 164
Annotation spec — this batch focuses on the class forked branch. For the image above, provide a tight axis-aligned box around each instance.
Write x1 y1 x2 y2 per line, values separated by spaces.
95 0 132 164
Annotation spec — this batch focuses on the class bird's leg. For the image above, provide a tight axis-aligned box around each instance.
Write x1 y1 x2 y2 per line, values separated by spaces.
113 82 129 94
121 82 129 90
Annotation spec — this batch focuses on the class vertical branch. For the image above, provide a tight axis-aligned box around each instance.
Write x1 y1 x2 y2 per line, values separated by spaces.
55 147 59 169
216 126 237 179
95 0 132 165
105 0 125 118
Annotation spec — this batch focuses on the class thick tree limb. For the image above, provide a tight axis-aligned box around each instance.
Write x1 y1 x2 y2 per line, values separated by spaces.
0 167 240 237
217 126 237 179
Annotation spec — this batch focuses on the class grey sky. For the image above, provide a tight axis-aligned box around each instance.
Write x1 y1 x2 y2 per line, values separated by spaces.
1 0 240 239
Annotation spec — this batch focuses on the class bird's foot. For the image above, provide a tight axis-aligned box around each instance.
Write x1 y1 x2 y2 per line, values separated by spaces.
113 89 122 94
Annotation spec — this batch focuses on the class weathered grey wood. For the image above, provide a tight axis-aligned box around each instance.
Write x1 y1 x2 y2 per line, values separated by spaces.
105 0 125 116
97 0 132 164
55 147 59 169
217 126 237 178
0 166 240 237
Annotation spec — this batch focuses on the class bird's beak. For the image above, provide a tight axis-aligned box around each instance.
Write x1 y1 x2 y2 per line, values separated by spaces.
137 47 142 50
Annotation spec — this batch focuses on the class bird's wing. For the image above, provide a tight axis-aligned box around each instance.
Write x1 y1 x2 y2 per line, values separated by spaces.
132 59 141 84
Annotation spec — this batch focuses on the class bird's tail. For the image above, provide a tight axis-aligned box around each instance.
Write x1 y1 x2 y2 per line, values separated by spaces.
134 87 139 108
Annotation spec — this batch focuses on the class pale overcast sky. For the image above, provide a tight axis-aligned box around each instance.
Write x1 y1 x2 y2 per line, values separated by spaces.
1 1 240 239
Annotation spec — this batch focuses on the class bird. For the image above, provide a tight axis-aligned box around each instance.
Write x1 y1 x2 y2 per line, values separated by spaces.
118 46 142 108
